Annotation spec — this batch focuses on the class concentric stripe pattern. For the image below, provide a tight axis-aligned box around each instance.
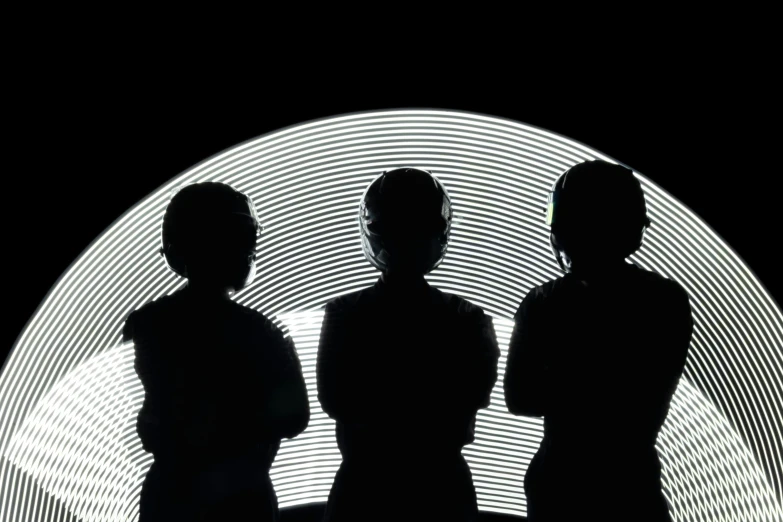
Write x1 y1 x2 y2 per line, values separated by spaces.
0 110 781 521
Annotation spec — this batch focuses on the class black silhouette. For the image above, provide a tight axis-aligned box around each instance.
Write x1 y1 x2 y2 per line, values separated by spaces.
317 168 500 522
504 160 693 521
123 182 309 521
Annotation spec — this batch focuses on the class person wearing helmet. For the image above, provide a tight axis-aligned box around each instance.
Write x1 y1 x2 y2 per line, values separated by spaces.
503 160 693 521
316 168 500 522
122 182 309 522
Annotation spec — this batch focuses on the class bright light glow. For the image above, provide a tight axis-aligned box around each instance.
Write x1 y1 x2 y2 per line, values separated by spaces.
0 110 781 521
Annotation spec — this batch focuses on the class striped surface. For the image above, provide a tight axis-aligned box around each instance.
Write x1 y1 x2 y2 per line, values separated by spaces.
1 110 781 521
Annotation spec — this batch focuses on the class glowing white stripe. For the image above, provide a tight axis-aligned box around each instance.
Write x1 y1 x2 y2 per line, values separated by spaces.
0 110 781 520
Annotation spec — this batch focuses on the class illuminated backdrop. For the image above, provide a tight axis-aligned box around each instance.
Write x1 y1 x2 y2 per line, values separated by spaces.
1 110 781 521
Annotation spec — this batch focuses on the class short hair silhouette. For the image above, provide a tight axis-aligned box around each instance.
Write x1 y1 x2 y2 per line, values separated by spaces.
123 181 309 521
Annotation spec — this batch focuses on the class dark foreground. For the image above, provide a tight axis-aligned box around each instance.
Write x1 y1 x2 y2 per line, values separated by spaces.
281 504 525 522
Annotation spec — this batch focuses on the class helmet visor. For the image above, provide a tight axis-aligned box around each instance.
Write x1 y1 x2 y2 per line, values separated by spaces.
546 191 555 226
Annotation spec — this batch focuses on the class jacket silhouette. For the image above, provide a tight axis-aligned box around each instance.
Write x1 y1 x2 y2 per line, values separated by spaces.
317 276 499 521
504 160 693 521
505 263 692 521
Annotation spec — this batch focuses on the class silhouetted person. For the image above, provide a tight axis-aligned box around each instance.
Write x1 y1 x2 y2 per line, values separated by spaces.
122 182 309 522
504 160 693 521
316 168 500 522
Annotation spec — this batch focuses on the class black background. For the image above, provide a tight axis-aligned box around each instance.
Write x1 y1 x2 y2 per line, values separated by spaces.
3 45 780 372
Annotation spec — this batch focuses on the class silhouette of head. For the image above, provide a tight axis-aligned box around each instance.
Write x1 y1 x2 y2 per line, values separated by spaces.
359 167 453 276
547 160 651 273
160 182 261 293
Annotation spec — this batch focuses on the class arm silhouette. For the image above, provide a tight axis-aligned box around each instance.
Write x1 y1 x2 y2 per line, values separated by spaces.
504 290 548 417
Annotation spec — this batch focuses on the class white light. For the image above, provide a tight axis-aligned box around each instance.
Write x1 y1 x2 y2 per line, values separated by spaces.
0 110 781 521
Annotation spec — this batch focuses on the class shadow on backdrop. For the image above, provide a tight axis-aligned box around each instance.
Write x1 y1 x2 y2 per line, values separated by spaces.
504 161 694 522
122 183 310 521
316 168 501 522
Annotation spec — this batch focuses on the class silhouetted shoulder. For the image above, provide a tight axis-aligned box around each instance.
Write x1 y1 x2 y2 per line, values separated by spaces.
519 267 690 306
324 287 379 314
636 268 690 299
608 266 692 320
432 287 491 322
512 275 569 321
122 292 181 343
230 300 294 345
225 298 267 322
122 291 290 345
637 270 693 334
531 276 570 299
137 292 182 317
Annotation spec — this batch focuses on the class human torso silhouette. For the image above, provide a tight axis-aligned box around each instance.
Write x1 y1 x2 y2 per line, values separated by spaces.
505 263 693 521
124 287 308 522
317 277 499 522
